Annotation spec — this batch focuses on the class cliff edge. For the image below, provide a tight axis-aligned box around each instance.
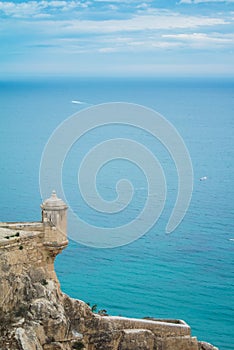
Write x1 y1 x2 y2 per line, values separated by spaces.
0 192 219 350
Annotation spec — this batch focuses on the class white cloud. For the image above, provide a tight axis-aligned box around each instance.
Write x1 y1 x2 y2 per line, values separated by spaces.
94 0 151 2
0 1 41 17
3 8 227 36
108 4 118 10
136 2 151 9
0 0 232 20
0 1 89 18
151 41 184 48
46 14 228 35
44 1 67 7
98 47 118 53
0 3 232 60
49 30 233 54
163 32 233 41
1 7 231 54
162 32 234 48
179 0 234 4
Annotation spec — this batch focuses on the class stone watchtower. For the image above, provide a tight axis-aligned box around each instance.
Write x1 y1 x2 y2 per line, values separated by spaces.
41 191 68 254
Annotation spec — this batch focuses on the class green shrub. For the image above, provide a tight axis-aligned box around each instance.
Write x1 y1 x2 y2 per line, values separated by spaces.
98 309 108 316
0 308 14 330
41 279 48 286
14 305 28 318
91 304 97 312
72 341 85 349
46 336 55 343
4 232 20 239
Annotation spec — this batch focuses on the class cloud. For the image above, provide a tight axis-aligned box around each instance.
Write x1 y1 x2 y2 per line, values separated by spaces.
179 0 234 4
46 30 233 54
94 0 152 2
162 32 234 49
136 2 151 9
40 14 228 36
1 6 228 36
0 1 89 18
0 0 153 18
0 1 41 17
108 4 119 10
1 6 232 55
98 47 118 53
96 38 184 53
0 0 232 20
163 32 233 43
0 0 233 77
0 1 152 19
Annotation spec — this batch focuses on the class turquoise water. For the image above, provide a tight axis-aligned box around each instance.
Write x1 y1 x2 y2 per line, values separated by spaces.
0 78 234 349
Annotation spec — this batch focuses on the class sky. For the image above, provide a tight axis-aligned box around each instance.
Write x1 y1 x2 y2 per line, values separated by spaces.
0 0 234 78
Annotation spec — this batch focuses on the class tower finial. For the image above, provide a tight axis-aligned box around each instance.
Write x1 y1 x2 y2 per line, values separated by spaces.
51 190 57 198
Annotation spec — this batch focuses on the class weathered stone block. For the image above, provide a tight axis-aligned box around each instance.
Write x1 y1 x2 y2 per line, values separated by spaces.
155 335 198 350
118 329 155 350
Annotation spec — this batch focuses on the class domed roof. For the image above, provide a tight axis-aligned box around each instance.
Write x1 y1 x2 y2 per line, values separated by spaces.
42 191 67 210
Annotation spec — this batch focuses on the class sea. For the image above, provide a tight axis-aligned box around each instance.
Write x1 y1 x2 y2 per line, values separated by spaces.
0 77 233 349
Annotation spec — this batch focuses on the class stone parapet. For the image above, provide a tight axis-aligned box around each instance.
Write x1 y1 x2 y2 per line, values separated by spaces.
99 316 191 337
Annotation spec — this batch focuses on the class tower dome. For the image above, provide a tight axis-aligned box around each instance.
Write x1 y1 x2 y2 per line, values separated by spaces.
42 190 67 210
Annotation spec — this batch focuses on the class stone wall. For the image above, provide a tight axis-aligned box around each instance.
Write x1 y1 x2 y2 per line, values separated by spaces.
0 219 219 350
0 222 65 313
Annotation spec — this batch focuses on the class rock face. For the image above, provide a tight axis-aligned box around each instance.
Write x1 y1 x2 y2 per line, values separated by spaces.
198 342 219 350
0 193 219 350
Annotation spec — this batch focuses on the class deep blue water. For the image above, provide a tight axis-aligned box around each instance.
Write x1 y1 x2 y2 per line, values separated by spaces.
0 78 234 349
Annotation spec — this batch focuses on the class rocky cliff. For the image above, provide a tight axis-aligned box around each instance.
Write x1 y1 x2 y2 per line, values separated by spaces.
0 193 219 350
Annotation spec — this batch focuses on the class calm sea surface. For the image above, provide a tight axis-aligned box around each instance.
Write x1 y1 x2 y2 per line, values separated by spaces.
0 78 233 349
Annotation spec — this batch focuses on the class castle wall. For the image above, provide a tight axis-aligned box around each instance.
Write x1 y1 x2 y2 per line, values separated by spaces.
0 194 218 350
0 223 63 312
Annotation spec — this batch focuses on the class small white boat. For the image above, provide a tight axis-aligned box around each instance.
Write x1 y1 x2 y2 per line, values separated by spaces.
200 176 207 181
71 100 85 104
